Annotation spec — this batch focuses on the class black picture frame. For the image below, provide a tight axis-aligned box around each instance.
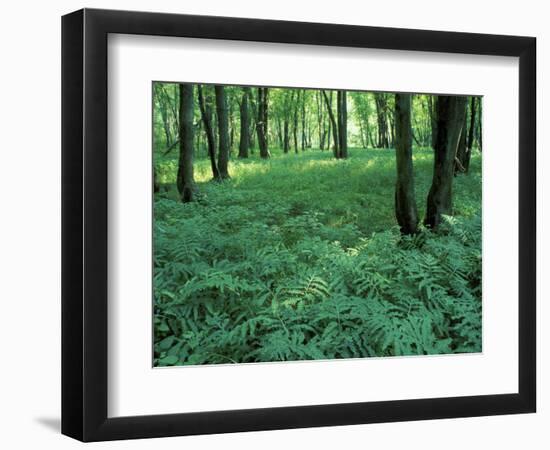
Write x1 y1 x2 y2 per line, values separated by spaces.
62 8 536 442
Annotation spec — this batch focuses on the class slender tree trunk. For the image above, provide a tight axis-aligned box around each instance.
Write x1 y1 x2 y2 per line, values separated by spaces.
424 96 467 228
337 90 348 158
476 98 482 151
454 108 468 175
428 95 438 151
238 88 250 158
394 94 419 234
283 119 290 153
388 109 395 148
316 91 324 150
229 102 235 152
177 83 195 202
322 90 339 157
293 90 299 153
215 85 231 179
464 96 477 172
301 90 307 150
197 85 221 180
277 118 283 149
256 87 270 158
155 85 173 147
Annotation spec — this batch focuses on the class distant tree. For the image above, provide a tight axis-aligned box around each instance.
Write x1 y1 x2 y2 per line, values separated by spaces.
177 83 195 202
238 87 250 158
424 95 467 228
316 91 327 150
215 85 231 179
197 85 221 180
154 84 173 147
394 94 418 234
375 93 390 148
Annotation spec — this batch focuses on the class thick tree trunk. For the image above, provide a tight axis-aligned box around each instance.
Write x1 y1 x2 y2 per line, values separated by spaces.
424 96 467 228
238 88 250 158
177 83 195 202
394 94 419 235
322 90 339 157
197 85 221 180
215 85 231 179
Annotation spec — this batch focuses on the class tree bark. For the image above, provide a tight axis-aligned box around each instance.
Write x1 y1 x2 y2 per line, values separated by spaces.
427 95 438 151
375 94 389 148
394 94 419 234
256 87 270 158
215 85 230 179
177 83 195 202
301 90 307 150
337 90 348 158
424 95 467 228
197 85 221 180
454 108 468 175
464 96 477 172
322 90 339 157
238 88 250 158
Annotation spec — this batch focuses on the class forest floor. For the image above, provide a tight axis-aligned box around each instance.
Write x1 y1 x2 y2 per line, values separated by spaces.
153 148 483 366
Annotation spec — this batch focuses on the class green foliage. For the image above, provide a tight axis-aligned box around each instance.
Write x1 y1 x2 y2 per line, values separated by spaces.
153 149 482 366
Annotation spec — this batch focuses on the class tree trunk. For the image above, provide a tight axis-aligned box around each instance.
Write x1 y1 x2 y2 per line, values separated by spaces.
394 94 419 234
322 90 339 157
215 85 231 179
375 94 389 148
301 90 307 150
337 90 348 158
197 85 221 180
283 118 290 153
177 83 195 202
454 108 468 175
476 98 482 151
464 96 477 172
424 95 467 228
238 88 250 158
256 87 270 158
428 95 438 151
155 85 173 147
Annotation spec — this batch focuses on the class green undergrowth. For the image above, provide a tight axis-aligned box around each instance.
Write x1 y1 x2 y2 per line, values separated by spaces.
154 147 482 366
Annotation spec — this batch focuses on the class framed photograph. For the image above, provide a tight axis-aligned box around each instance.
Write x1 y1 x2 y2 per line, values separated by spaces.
61 8 536 442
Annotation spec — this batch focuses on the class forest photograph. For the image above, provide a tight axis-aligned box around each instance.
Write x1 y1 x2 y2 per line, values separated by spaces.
153 82 482 367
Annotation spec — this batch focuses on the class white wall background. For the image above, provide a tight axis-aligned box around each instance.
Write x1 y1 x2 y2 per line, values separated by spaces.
0 0 546 448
